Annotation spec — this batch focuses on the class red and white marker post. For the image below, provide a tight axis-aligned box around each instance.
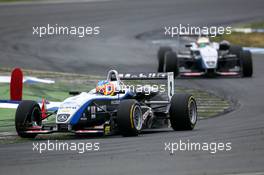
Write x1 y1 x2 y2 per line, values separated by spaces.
10 68 23 101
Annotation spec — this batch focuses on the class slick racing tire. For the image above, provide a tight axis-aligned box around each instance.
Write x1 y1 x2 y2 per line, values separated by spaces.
240 50 253 77
157 46 172 72
15 100 42 138
117 100 143 136
164 51 179 77
229 45 243 57
169 94 197 131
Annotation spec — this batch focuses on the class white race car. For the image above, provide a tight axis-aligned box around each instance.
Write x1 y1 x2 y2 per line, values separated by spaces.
157 37 253 77
11 70 198 138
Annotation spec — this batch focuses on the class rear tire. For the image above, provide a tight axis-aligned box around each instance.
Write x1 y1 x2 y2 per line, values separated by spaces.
164 51 179 77
157 47 172 72
240 50 253 77
117 100 143 136
169 94 197 130
15 100 41 138
229 45 242 57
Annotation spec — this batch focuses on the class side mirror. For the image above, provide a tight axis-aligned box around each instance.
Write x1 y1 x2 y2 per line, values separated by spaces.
69 91 81 95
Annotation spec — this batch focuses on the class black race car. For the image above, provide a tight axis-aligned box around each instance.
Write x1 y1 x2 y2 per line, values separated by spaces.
158 37 253 78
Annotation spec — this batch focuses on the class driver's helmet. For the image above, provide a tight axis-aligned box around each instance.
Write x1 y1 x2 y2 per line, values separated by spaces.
197 37 210 48
96 80 116 96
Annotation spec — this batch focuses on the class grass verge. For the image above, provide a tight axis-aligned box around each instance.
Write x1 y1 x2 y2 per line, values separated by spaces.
239 21 264 29
211 21 264 48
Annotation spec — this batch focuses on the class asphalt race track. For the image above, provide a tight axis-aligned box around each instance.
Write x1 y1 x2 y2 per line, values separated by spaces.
0 0 264 174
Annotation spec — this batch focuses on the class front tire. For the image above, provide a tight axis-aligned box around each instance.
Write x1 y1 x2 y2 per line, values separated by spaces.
157 47 172 72
117 100 143 136
15 100 42 138
240 50 253 77
169 94 197 130
164 51 179 77
229 45 242 57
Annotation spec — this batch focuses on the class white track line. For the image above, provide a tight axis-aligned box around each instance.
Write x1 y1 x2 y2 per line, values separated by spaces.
244 47 264 54
233 28 264 33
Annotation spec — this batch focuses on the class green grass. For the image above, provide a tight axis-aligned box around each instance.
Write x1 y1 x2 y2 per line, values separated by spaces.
211 21 264 47
0 108 16 132
239 21 264 29
0 82 93 101
0 108 16 120
212 32 264 48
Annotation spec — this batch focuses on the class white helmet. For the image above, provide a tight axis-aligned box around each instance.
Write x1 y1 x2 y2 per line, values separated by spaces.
197 37 210 44
197 37 210 48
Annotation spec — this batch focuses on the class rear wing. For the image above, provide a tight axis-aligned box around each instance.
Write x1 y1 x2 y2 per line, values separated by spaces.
118 72 174 100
